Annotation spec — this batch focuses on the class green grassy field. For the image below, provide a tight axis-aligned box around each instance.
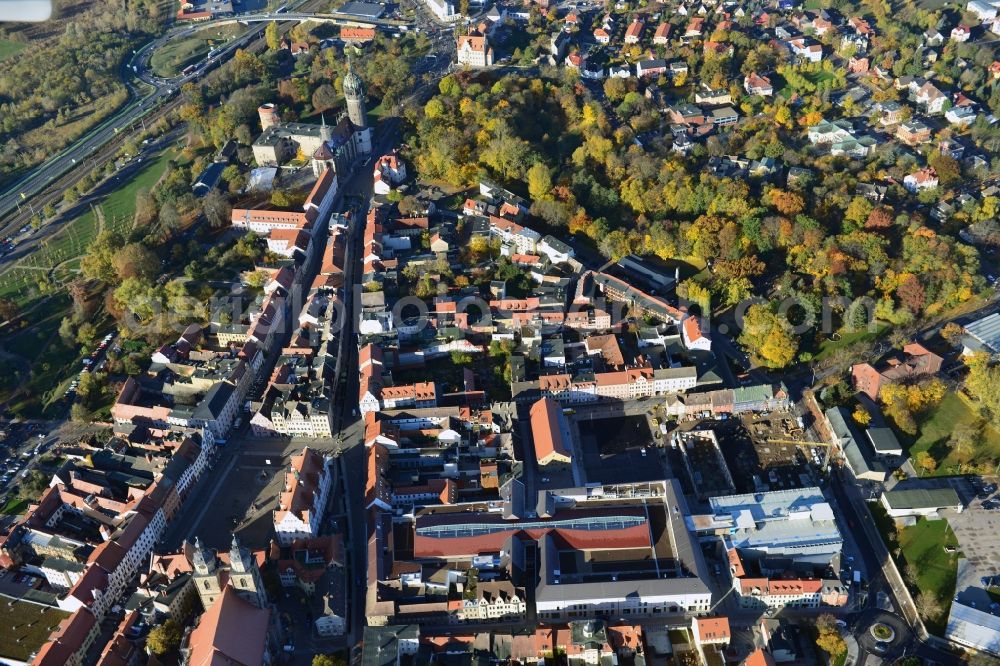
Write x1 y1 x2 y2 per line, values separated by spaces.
149 25 242 77
2 292 83 418
23 149 175 270
897 518 960 633
872 501 959 634
815 323 890 361
0 497 28 516
0 267 49 307
907 392 1000 475
0 39 25 62
0 600 69 662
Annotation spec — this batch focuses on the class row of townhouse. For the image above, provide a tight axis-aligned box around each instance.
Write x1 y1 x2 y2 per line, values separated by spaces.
22 429 219 664
249 215 346 439
662 383 791 417
511 365 701 404
113 178 334 441
272 447 335 545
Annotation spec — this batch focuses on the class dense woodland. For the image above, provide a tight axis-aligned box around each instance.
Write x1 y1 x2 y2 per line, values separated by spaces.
407 72 984 330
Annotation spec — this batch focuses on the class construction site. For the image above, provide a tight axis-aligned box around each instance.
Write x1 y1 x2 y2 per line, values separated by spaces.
719 413 826 494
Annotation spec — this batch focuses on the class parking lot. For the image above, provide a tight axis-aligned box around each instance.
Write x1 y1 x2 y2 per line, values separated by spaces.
575 414 666 485
946 478 1000 576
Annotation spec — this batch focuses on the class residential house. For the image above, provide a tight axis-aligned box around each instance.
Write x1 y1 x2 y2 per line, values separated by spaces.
695 83 732 105
457 33 494 67
903 168 938 193
653 22 672 44
896 119 932 145
744 72 773 96
636 58 668 77
789 37 823 62
916 81 948 114
273 448 333 546
625 19 644 43
851 342 943 399
951 24 972 42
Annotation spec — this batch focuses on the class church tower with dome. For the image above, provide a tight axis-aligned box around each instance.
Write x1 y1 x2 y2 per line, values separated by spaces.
253 55 372 177
343 55 368 130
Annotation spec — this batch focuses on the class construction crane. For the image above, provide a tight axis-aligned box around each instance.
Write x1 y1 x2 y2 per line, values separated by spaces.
765 438 833 447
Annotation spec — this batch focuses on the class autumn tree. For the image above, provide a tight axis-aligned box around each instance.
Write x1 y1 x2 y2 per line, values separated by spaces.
940 322 964 346
312 84 338 113
965 352 1000 426
865 206 894 229
852 406 871 425
312 656 347 666
147 619 183 656
265 21 281 50
844 196 874 229
134 188 158 228
202 190 231 228
949 423 982 470
526 162 553 202
739 304 799 369
928 152 961 188
880 379 946 436
113 243 158 282
814 614 846 658
915 591 942 621
914 451 938 475
768 189 805 216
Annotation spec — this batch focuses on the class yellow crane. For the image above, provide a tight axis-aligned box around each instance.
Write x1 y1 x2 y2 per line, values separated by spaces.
765 438 833 447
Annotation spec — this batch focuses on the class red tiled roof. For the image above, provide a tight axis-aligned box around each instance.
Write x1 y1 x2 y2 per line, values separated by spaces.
530 397 571 463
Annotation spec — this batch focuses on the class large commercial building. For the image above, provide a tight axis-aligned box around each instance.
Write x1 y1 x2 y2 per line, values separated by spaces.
411 480 713 623
696 487 843 565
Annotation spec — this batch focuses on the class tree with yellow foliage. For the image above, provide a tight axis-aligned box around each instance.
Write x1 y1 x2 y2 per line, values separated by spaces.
852 406 871 426
739 304 799 369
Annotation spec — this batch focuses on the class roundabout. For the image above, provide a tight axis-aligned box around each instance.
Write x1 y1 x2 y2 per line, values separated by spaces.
870 622 895 642
855 610 911 659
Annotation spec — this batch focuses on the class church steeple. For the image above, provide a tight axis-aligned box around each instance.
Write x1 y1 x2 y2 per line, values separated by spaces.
343 54 368 130
320 112 332 142
192 536 214 575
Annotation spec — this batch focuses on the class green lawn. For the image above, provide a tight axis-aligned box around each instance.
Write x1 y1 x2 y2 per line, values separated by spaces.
872 502 958 634
0 39 25 63
1 498 28 516
815 322 890 361
0 600 69 662
907 392 1000 475
896 518 960 634
2 293 82 418
0 267 49 307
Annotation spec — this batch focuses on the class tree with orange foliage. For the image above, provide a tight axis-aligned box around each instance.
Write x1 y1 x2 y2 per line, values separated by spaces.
865 206 894 229
768 189 805 216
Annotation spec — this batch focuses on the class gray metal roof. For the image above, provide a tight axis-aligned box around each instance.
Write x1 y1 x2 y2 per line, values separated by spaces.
337 1 385 17
946 601 1000 656
966 312 1000 352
